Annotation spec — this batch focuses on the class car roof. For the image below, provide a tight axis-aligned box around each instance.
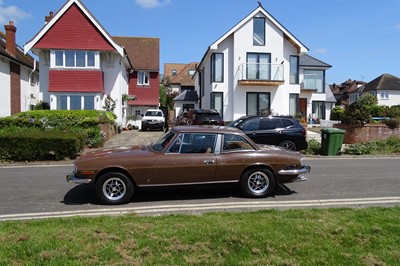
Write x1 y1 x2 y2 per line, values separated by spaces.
172 125 242 134
189 109 220 114
237 115 295 121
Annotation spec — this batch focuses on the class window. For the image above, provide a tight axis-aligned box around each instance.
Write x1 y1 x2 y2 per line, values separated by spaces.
247 53 271 80
289 93 299 116
223 134 255 151
259 118 283 130
52 50 98 68
211 53 223 82
303 70 325 93
312 101 326 121
169 133 217 154
137 71 150 85
380 90 389 99
253 17 265 46
211 92 223 119
247 92 270 115
172 69 177 76
290 56 299 84
56 95 96 110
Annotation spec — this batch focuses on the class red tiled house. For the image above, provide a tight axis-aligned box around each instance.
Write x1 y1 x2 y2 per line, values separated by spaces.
24 0 159 125
0 21 39 117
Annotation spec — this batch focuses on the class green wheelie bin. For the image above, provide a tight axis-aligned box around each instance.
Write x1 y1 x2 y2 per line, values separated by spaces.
320 128 345 156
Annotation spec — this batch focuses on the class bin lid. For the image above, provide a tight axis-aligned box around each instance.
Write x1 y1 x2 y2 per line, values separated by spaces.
320 128 345 133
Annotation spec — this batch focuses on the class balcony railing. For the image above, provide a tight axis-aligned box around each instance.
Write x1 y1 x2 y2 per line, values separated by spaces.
238 63 284 86
301 74 323 92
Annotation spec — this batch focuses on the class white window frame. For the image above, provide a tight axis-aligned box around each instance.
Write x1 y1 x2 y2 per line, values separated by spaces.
54 94 98 110
50 50 99 69
137 71 150 85
380 90 389 100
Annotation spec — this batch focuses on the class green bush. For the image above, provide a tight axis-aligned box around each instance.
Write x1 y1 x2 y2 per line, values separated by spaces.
302 139 321 155
343 137 400 155
383 119 399 129
0 128 84 161
330 106 345 121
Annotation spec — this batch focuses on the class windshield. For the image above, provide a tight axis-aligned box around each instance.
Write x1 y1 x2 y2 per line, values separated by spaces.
145 111 163 117
151 130 176 151
227 118 244 127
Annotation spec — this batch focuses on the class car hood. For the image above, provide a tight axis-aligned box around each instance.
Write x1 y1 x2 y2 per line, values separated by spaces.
77 145 151 161
258 144 302 155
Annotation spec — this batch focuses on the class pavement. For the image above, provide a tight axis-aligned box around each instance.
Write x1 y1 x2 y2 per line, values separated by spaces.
306 130 321 143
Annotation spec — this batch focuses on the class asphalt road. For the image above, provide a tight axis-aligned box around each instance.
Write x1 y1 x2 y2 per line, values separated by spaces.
0 156 399 221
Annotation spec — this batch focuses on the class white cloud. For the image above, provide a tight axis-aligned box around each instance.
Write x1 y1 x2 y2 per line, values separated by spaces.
0 2 31 25
314 48 328 54
135 0 171 9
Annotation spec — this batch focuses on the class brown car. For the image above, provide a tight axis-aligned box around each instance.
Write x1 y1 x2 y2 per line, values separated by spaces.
67 126 310 204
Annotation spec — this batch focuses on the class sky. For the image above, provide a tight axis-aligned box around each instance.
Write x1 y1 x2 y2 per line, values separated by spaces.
1 0 400 84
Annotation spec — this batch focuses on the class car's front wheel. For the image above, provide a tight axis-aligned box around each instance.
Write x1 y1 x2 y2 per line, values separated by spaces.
95 172 134 205
240 167 276 197
279 140 297 151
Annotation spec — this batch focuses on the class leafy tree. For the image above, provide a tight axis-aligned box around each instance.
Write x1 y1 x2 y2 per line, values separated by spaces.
34 101 50 110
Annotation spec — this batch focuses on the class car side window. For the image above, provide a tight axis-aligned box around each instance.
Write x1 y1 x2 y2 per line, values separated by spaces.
169 133 217 154
222 134 255 151
238 117 259 131
259 118 283 130
282 119 294 128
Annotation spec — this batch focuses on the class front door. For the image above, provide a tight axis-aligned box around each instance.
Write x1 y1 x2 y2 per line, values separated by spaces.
299 98 307 117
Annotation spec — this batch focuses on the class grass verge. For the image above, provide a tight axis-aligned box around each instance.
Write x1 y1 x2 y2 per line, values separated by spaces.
1 207 399 265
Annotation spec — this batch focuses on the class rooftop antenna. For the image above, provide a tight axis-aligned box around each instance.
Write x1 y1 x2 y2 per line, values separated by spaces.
258 1 262 7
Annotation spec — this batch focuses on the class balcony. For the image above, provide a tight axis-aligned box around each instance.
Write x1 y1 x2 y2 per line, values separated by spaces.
238 63 284 86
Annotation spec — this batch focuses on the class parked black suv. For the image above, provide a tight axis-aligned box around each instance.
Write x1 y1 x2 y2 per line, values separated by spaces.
227 116 308 151
177 109 224 126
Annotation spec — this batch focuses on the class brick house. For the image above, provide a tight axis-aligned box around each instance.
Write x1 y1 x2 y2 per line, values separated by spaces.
24 0 159 126
0 21 39 117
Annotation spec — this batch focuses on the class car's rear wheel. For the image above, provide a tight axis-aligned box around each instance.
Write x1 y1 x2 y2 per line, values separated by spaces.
240 167 276 197
96 172 134 205
279 140 297 151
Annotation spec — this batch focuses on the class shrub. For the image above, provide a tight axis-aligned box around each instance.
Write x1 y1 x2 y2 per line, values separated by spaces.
330 106 345 121
383 119 399 129
343 137 400 155
34 101 50 110
302 139 321 155
0 128 84 161
342 101 372 125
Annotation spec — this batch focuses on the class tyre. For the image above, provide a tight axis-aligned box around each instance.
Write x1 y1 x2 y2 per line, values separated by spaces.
240 167 276 197
95 172 134 205
279 140 297 151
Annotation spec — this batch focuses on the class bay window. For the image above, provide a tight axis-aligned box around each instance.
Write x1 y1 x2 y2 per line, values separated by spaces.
52 50 98 68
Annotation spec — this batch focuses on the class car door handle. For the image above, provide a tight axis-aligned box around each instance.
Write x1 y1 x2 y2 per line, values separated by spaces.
204 160 215 165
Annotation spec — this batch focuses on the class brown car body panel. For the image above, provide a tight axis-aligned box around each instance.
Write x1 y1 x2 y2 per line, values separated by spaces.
72 126 307 188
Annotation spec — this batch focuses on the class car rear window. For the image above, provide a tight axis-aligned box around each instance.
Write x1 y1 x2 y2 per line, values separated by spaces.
197 113 221 121
281 119 294 128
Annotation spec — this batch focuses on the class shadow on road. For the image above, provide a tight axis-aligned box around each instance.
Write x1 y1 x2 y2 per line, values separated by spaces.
62 183 297 205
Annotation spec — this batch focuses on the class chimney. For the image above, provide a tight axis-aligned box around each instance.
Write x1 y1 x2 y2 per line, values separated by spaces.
45 11 54 23
4 21 16 57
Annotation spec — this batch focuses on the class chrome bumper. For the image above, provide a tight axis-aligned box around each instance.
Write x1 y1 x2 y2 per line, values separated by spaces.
66 172 92 184
278 165 310 182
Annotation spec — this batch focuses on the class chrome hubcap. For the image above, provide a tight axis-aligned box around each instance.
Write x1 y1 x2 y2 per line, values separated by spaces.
103 177 126 201
248 171 269 194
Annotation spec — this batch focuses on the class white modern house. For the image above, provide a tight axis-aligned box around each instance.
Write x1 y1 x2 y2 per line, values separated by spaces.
194 3 332 123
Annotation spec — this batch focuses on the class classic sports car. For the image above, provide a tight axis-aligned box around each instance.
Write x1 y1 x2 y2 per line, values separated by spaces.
67 126 310 205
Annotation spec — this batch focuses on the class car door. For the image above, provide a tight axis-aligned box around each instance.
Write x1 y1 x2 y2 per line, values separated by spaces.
151 133 217 185
250 117 284 145
237 117 261 141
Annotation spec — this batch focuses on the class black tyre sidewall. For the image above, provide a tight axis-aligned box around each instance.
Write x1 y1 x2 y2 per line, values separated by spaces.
96 172 134 205
240 168 276 198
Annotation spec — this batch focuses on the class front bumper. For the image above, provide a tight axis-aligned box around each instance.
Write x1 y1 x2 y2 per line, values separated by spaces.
278 165 310 182
66 172 92 184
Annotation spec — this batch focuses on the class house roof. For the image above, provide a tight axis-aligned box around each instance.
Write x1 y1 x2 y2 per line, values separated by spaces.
112 37 159 71
197 4 309 70
173 90 199 102
363 73 400 92
164 62 198 86
24 0 124 57
299 54 331 68
0 32 37 70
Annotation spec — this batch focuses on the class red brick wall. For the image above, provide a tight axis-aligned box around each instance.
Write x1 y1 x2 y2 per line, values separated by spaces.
334 124 400 144
10 61 20 115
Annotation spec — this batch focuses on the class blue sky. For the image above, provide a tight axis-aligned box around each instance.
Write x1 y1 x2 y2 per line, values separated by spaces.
2 0 399 84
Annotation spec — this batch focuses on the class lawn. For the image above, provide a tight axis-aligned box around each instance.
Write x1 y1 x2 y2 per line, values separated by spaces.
1 207 399 265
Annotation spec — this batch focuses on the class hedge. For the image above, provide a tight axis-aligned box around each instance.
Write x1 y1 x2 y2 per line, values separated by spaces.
0 128 84 161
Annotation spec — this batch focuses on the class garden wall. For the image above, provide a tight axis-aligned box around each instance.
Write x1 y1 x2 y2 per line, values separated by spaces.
334 124 400 144
98 123 118 141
